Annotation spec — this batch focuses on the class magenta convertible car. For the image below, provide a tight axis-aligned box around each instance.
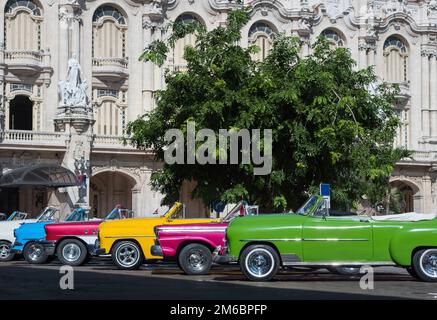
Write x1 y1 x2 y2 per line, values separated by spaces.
151 201 258 275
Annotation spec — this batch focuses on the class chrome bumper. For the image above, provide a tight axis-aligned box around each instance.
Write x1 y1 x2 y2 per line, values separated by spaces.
92 248 106 256
213 254 236 264
35 240 56 256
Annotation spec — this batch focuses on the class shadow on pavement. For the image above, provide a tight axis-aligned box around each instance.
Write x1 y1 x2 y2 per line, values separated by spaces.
0 265 407 300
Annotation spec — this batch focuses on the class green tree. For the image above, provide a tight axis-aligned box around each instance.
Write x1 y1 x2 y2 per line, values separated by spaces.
128 9 410 212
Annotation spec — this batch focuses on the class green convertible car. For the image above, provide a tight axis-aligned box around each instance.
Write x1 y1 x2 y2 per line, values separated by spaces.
224 195 437 282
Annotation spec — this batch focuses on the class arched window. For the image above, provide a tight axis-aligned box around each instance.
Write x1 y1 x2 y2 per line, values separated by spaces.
92 5 127 59
248 22 275 61
174 14 201 68
321 29 345 48
4 0 42 51
383 36 408 83
93 90 126 136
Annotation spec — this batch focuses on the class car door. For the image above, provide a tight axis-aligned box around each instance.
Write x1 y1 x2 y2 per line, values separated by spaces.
302 212 373 263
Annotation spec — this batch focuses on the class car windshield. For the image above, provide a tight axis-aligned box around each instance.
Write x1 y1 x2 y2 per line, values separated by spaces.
65 209 88 221
6 211 27 221
223 201 248 222
161 203 182 218
296 196 319 215
36 207 58 222
105 207 133 220
170 206 185 219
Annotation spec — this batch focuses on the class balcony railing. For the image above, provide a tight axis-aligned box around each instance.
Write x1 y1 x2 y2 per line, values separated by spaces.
92 57 128 68
93 135 134 149
4 50 43 61
4 50 51 76
92 57 129 80
0 130 67 146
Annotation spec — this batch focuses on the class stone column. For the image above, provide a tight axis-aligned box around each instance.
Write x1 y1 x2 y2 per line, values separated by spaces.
132 188 142 217
431 54 437 137
0 6 5 134
59 3 82 79
358 40 368 70
421 50 430 137
153 26 164 94
71 16 81 62
0 43 4 135
368 46 376 68
422 175 432 213
142 16 155 113
300 38 310 57
58 6 70 83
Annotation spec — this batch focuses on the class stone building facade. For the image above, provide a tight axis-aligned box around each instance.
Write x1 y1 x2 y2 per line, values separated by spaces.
0 0 437 217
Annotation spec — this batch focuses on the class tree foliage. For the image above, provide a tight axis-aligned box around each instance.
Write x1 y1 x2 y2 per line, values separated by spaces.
129 9 410 211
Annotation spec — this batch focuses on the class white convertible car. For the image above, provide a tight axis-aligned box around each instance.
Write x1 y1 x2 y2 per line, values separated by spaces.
0 207 57 261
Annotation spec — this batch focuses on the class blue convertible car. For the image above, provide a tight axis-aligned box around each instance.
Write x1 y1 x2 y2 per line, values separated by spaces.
11 207 89 263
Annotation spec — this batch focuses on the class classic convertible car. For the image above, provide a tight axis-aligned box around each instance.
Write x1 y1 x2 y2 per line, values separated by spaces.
224 195 437 282
33 205 134 266
11 207 91 264
0 209 46 262
96 202 220 270
151 201 258 275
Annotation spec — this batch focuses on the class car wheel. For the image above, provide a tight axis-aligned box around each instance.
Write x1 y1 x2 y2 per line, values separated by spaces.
57 239 88 266
178 243 212 275
327 267 361 276
112 241 144 270
240 244 280 281
23 242 48 264
0 241 14 262
412 248 437 282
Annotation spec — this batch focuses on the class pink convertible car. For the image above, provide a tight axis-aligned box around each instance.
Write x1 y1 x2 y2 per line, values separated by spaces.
151 201 258 275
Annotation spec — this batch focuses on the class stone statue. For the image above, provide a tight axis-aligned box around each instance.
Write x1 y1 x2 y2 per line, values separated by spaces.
67 53 81 90
58 53 88 108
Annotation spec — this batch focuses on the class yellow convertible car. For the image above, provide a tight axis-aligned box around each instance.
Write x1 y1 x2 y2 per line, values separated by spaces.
96 202 219 269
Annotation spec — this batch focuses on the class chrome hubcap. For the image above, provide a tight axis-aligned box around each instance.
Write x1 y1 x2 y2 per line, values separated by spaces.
188 250 206 271
246 249 274 277
117 244 139 267
28 244 43 261
0 244 11 259
62 243 81 262
421 250 437 278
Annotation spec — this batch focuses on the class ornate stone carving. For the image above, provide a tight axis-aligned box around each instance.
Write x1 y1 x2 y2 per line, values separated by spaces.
58 5 82 23
55 54 93 133
429 0 437 12
298 17 311 31
428 0 437 23
147 0 166 25
358 41 376 52
326 0 340 19
421 46 437 58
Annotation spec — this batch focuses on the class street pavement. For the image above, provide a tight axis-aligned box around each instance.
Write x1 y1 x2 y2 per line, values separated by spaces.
0 258 436 300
